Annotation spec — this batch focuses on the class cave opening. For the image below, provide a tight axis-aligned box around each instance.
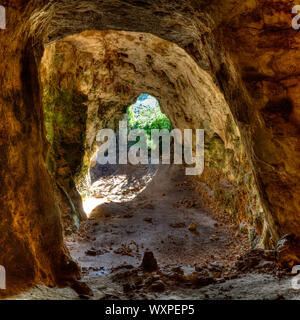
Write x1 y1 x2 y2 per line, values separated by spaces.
81 93 171 215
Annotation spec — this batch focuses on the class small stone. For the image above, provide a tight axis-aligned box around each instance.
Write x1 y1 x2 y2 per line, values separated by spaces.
172 266 184 274
152 275 160 281
140 250 159 272
144 204 154 210
151 280 165 292
144 217 152 223
85 249 97 256
133 276 143 287
195 264 204 272
124 213 133 219
193 275 216 287
70 280 93 297
276 234 300 268
189 222 197 231
170 222 186 228
123 283 133 293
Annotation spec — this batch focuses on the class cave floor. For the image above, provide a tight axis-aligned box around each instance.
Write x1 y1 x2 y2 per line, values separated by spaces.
11 164 299 300
74 164 250 271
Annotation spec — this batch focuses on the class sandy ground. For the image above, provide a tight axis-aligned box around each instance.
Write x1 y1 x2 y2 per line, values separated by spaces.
10 163 300 300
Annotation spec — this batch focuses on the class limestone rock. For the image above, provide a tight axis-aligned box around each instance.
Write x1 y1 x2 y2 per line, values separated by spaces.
235 249 275 272
150 280 165 292
276 234 300 268
140 250 159 272
189 222 197 231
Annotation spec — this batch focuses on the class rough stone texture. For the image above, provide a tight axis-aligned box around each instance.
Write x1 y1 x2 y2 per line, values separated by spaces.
0 0 299 293
41 44 88 233
219 1 300 246
0 1 81 296
276 234 300 268
141 251 159 273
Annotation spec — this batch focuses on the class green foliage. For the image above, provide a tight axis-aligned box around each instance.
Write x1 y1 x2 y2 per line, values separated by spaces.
126 95 172 149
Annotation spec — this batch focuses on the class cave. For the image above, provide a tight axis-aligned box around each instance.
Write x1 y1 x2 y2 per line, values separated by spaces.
82 94 170 215
0 0 300 301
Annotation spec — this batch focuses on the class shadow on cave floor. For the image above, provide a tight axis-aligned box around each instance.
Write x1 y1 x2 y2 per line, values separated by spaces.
82 161 160 214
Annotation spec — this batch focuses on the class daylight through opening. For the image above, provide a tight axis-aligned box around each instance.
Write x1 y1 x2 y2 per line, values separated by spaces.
82 94 172 215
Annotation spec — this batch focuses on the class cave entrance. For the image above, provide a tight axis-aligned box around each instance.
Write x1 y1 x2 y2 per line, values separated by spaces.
40 30 263 298
69 92 248 275
81 93 172 215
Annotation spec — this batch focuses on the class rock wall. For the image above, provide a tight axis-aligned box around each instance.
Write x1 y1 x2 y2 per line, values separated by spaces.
0 2 80 296
218 0 300 245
